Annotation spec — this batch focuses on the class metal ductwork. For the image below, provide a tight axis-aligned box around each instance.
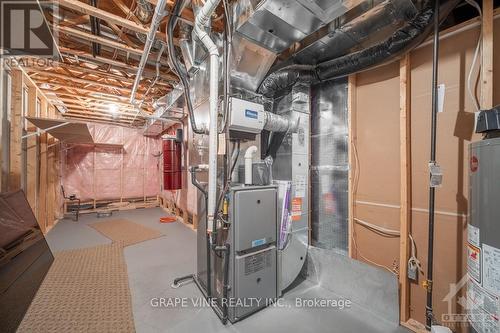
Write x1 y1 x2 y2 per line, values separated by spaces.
292 0 418 65
233 0 365 53
258 0 461 97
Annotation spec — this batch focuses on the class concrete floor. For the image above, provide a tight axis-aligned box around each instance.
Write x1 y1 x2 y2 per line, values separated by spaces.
45 208 409 333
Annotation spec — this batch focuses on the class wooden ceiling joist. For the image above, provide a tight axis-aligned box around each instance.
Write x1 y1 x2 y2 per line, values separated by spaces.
64 114 144 126
40 85 129 101
27 69 136 93
63 107 142 120
54 100 147 114
53 94 149 110
59 47 177 82
52 0 175 44
111 0 143 25
55 25 145 55
55 25 171 68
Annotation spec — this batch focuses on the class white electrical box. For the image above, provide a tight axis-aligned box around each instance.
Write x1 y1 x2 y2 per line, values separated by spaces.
228 98 264 134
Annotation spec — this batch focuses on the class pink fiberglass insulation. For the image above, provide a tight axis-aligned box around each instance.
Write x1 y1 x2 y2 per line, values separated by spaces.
62 123 162 202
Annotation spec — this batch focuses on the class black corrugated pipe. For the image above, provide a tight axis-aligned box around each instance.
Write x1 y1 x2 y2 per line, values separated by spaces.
167 0 207 134
258 0 460 98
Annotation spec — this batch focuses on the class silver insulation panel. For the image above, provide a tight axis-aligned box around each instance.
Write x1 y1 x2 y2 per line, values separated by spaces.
272 83 310 292
311 78 349 254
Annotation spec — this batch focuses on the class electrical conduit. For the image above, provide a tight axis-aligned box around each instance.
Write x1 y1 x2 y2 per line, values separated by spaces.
130 0 168 104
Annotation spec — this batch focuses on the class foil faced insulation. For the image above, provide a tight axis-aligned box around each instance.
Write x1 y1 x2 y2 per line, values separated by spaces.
272 83 310 292
311 78 349 254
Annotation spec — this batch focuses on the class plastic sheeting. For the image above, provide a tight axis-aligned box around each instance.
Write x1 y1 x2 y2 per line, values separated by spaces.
62 124 162 202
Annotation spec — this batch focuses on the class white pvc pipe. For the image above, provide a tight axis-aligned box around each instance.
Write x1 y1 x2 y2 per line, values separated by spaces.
194 0 221 233
244 146 258 185
129 0 167 104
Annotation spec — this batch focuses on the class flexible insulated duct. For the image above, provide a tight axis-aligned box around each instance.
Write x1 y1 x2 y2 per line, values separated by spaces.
167 0 207 135
258 0 460 98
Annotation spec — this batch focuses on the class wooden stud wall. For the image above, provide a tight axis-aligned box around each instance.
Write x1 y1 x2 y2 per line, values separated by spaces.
348 6 497 331
4 65 63 234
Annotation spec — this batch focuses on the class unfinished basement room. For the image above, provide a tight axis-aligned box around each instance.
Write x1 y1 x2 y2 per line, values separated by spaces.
1 0 499 332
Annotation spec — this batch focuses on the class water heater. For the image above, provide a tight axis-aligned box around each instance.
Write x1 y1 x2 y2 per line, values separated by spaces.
467 137 500 332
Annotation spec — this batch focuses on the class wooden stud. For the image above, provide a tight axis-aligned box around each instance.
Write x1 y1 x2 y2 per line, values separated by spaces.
38 99 48 232
399 53 412 322
481 0 494 109
347 74 356 258
9 69 23 191
26 83 38 213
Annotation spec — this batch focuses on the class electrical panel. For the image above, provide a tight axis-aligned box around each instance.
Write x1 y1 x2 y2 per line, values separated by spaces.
228 97 265 134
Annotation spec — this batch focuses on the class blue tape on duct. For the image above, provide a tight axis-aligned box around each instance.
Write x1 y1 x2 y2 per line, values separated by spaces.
252 238 266 247
245 109 258 119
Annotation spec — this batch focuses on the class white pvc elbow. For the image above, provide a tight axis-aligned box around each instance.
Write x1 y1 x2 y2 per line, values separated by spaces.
244 146 258 185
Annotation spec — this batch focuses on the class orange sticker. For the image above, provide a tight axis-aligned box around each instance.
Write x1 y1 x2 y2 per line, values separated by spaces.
291 197 302 221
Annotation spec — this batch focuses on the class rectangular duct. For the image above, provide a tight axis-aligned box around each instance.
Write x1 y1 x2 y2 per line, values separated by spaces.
233 0 363 53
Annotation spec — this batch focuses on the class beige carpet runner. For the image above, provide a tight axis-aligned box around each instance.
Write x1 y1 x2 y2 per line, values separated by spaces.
18 220 164 332
89 219 164 246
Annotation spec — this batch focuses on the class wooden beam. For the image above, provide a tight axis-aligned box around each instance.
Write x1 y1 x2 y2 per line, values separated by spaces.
64 108 143 120
54 102 143 115
38 98 48 232
24 60 135 83
64 112 144 124
59 14 89 27
348 74 356 258
26 83 38 213
54 95 149 110
59 47 178 81
53 0 174 43
106 21 140 48
399 53 412 323
9 69 23 191
55 26 171 67
63 115 142 127
55 25 144 55
481 0 494 109
111 0 142 25
27 69 135 93
40 85 128 101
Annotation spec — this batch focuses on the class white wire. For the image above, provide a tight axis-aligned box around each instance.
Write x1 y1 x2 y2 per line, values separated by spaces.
408 234 423 274
465 0 483 113
354 217 400 237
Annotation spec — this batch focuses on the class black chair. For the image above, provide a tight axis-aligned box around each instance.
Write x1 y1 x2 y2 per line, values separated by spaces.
61 186 80 221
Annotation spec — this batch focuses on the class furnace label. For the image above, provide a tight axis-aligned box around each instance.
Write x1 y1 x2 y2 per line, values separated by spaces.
467 278 500 332
483 243 500 296
468 244 482 283
291 197 302 221
468 224 480 248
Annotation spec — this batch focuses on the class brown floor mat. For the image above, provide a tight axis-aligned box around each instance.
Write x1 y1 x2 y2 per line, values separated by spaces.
17 243 135 333
89 219 164 246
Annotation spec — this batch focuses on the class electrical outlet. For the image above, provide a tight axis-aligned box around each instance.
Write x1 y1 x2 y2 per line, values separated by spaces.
408 264 418 282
